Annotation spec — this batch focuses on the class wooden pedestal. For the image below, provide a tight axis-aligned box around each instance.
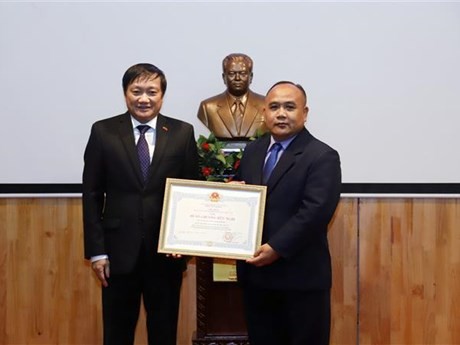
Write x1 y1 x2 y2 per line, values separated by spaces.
192 257 249 345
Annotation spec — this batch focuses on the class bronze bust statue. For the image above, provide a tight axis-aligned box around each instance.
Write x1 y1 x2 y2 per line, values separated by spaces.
197 53 266 140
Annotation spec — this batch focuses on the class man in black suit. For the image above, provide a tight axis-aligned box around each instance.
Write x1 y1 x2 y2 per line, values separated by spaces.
234 81 341 345
82 63 199 345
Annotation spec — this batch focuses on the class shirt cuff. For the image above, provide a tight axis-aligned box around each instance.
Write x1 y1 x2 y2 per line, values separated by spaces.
91 254 108 262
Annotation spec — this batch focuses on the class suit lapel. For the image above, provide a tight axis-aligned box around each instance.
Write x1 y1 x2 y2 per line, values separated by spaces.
118 112 145 185
249 135 270 185
148 114 169 182
266 129 311 192
216 94 238 137
240 91 262 138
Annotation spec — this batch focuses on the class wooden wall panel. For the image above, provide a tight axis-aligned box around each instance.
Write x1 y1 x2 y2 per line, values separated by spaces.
0 198 102 344
329 198 359 345
0 199 7 343
0 197 358 345
0 198 195 345
359 199 460 345
1 197 458 345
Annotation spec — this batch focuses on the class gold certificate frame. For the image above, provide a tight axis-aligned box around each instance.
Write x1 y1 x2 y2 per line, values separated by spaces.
158 178 266 260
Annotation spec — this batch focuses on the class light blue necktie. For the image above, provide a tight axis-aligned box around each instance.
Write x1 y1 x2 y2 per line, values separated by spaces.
262 143 282 183
137 125 150 182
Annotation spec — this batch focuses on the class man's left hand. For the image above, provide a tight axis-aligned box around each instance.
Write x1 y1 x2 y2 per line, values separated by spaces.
246 243 280 267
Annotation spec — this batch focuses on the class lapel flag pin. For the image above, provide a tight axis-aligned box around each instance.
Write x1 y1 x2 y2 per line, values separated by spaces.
162 126 168 132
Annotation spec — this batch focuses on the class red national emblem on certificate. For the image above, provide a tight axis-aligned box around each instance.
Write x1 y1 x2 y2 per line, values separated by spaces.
209 191 220 202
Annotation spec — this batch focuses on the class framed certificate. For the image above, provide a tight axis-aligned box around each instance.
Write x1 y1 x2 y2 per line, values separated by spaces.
158 178 266 260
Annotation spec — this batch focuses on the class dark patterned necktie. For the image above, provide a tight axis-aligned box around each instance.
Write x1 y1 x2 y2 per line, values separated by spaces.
137 125 150 182
262 143 282 183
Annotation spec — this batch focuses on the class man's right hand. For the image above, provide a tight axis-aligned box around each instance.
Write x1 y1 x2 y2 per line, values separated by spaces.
91 259 110 287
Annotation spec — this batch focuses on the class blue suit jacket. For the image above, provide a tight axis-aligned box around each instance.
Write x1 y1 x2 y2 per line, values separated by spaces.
235 129 341 291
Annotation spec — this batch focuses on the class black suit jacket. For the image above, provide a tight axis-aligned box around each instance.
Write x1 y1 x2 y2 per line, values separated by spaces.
235 129 341 291
82 112 199 274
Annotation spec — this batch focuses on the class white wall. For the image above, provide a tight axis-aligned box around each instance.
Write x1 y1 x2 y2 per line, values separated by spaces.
1 2 459 184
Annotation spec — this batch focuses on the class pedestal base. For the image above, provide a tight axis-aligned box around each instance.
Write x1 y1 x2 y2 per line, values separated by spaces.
192 333 249 345
193 257 248 345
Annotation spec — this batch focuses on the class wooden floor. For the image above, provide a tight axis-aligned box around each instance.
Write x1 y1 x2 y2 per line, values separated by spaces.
0 197 459 344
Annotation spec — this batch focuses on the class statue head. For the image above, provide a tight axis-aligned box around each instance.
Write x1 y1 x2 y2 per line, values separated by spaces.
222 53 254 98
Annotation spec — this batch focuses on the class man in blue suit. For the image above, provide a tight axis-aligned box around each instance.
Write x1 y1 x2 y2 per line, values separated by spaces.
234 81 342 345
82 63 199 345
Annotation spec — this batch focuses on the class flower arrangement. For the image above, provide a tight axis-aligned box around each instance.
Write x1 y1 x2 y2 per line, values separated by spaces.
196 133 243 181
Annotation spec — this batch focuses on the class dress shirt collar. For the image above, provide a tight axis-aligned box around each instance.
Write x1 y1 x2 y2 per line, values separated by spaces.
267 134 297 153
130 114 158 131
227 92 248 107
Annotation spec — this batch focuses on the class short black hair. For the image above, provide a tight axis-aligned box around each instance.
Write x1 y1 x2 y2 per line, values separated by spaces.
122 63 167 95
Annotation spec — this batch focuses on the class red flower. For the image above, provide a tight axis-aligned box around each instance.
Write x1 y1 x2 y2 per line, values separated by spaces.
201 142 210 151
201 166 213 177
233 159 241 170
